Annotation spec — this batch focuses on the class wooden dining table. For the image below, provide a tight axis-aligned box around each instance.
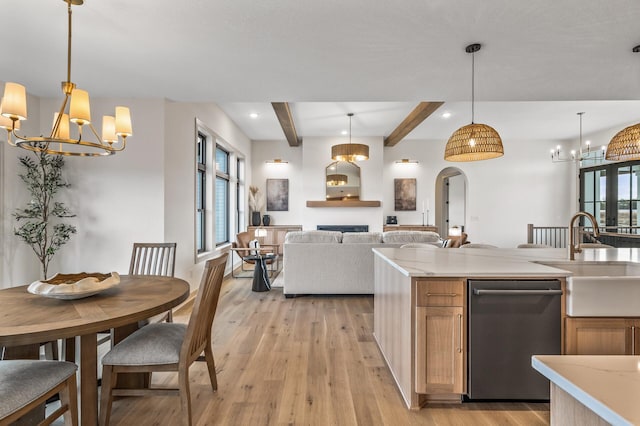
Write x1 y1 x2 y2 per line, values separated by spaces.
0 275 190 426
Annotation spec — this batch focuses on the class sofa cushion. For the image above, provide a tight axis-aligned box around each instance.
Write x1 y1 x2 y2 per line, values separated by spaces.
382 231 441 244
285 230 343 243
341 232 383 244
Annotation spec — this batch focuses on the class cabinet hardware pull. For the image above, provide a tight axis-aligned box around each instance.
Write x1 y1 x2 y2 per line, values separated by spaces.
426 293 458 297
457 313 463 353
473 289 562 296
633 326 636 355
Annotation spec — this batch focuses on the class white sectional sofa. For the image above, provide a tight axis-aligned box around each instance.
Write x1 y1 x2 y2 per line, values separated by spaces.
283 230 441 296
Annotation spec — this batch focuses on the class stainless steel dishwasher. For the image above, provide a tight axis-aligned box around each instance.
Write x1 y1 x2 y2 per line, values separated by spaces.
468 279 562 400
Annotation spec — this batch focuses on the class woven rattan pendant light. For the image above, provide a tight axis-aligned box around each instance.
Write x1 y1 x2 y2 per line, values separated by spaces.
605 45 640 162
444 44 504 162
331 113 369 162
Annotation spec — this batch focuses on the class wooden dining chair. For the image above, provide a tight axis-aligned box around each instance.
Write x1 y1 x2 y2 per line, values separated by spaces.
99 253 228 426
0 360 78 426
129 242 177 322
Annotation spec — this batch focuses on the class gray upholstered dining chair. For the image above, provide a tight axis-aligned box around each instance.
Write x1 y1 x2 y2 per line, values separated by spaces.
96 242 178 349
99 253 228 426
0 359 78 425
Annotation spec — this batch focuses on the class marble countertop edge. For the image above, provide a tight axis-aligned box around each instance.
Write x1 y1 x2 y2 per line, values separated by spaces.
532 356 634 426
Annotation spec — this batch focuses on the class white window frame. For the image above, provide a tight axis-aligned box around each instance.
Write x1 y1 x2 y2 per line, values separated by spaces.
195 119 245 262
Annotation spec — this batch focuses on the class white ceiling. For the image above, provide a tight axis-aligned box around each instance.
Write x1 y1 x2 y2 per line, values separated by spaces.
2 0 639 141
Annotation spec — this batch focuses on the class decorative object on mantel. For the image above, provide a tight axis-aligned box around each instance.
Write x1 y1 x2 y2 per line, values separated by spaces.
14 150 76 279
444 43 504 162
267 178 289 211
551 112 606 163
248 185 264 226
28 272 120 300
0 0 132 157
606 45 640 162
262 214 271 226
331 113 369 162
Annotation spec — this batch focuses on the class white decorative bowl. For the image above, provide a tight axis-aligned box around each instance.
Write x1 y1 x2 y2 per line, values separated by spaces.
28 272 120 300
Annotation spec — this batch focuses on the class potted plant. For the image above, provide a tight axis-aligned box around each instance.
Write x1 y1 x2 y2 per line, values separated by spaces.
14 149 77 279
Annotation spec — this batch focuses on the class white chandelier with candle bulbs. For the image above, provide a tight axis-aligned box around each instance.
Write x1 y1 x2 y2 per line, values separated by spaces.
550 112 606 164
0 0 132 157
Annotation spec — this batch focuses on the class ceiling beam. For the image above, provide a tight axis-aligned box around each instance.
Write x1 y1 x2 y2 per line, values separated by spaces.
384 101 445 147
272 102 302 146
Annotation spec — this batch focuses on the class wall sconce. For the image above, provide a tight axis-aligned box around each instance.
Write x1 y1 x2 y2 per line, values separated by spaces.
395 158 419 164
265 158 288 164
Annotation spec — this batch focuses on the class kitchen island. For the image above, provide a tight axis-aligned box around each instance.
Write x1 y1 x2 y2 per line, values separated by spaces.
532 355 640 426
372 247 640 410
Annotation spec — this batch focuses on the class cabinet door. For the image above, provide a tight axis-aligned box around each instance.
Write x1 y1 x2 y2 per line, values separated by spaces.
565 317 633 355
415 306 465 394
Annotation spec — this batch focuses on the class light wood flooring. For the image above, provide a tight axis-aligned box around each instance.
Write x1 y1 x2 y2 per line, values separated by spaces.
104 275 550 425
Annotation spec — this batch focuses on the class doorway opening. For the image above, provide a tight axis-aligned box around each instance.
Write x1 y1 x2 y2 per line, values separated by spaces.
435 167 467 237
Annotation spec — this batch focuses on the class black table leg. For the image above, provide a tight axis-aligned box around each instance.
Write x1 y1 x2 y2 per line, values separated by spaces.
252 257 271 292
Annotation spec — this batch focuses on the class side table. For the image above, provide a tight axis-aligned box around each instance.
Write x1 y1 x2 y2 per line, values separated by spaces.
244 254 276 292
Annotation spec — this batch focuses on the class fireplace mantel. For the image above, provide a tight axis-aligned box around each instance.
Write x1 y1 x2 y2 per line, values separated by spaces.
306 200 381 208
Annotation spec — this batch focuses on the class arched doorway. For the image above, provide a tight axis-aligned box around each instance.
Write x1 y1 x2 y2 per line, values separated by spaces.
435 167 467 237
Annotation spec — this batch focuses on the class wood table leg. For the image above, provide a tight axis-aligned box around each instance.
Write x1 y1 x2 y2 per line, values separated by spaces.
80 333 98 426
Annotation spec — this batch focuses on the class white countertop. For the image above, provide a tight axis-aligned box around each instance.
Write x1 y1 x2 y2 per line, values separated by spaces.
532 355 640 426
372 247 640 278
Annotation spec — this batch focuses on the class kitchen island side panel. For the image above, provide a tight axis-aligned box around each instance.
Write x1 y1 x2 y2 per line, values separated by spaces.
373 254 415 409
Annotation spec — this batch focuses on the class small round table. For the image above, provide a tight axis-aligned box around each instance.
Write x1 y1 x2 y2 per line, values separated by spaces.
244 254 276 292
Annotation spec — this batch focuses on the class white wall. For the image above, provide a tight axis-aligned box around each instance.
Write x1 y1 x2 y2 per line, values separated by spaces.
0 96 251 289
164 101 252 287
252 134 576 248
384 137 575 247
250 136 385 232
251 140 303 226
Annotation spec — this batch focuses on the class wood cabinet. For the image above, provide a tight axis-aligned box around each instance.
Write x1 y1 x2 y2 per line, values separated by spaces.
247 225 302 256
383 225 439 233
565 317 640 355
414 279 466 394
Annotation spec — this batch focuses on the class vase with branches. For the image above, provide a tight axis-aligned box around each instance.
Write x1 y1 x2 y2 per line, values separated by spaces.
14 149 77 279
248 185 264 226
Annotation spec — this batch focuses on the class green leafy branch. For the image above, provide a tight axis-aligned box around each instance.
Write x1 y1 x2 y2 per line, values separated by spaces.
14 149 77 279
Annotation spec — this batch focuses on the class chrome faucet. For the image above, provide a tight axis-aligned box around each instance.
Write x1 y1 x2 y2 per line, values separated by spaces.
568 211 600 260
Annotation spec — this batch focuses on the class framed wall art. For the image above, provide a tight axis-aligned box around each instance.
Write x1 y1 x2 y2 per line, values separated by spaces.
394 178 416 211
267 178 289 211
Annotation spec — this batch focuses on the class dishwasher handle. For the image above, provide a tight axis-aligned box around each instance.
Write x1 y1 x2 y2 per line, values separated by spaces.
473 289 563 296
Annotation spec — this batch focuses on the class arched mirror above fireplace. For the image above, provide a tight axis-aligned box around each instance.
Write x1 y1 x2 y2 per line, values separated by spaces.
326 161 360 200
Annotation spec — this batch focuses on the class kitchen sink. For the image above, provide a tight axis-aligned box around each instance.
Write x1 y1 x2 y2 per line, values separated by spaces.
533 260 640 317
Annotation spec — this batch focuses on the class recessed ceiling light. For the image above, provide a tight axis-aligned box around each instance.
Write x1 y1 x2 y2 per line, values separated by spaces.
341 130 348 135
442 112 452 119
249 112 259 119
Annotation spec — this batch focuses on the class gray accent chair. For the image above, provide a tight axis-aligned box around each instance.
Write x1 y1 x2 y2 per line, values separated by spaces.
0 359 78 425
99 253 228 426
